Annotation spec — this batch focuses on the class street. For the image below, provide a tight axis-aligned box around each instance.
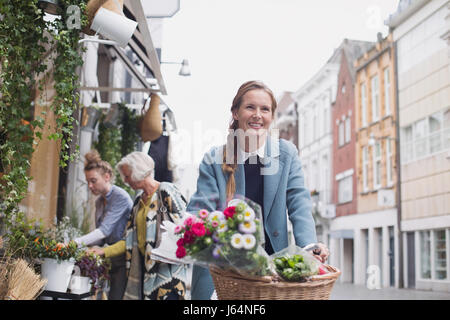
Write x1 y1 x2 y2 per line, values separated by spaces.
330 282 450 300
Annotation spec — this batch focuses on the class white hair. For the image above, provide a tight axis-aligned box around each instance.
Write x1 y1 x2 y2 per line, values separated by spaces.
116 151 155 183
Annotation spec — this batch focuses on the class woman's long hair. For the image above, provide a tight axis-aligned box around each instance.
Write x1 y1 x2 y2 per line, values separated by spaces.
222 81 277 201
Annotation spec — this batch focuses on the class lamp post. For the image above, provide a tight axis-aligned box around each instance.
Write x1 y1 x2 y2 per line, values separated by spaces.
161 59 191 77
368 131 403 289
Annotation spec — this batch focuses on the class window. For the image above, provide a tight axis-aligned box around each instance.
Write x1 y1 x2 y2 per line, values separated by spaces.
429 112 442 153
434 230 447 280
414 119 427 158
386 139 393 186
338 121 345 147
338 175 353 204
362 146 369 192
373 142 382 189
420 231 431 279
361 83 367 127
401 125 413 163
345 117 351 143
323 106 329 135
371 75 380 122
445 109 450 149
384 68 391 116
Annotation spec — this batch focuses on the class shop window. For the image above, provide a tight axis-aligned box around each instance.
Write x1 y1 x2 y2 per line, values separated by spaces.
434 229 447 280
420 230 431 279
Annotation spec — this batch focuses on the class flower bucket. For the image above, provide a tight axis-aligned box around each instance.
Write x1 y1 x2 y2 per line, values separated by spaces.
69 275 92 294
41 258 75 293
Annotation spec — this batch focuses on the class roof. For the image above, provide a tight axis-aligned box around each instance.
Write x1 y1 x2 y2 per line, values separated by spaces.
339 39 375 83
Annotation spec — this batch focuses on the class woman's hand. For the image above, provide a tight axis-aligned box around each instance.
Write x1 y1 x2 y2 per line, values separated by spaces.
87 246 105 257
304 242 330 263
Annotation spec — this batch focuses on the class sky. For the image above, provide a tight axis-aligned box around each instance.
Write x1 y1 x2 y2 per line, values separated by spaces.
158 0 400 165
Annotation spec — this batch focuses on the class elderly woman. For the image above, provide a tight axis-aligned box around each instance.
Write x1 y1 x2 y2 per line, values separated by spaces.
90 151 187 300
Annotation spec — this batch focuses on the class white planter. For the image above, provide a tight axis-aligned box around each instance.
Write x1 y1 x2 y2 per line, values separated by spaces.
69 275 92 294
91 7 137 47
41 258 75 293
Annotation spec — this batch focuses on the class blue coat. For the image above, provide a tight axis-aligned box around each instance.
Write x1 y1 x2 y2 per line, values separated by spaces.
187 137 317 300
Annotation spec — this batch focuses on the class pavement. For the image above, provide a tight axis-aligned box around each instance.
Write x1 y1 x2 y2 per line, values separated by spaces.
330 282 450 300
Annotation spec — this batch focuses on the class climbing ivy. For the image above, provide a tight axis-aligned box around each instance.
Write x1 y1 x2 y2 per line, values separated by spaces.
0 0 87 224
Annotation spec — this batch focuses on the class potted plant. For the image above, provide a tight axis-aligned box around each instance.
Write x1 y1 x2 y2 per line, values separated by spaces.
70 252 110 294
33 236 80 293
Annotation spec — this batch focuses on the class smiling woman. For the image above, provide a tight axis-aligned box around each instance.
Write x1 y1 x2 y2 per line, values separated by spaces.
187 80 329 299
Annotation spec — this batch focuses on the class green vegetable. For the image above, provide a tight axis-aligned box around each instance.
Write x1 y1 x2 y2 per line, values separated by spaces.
274 254 318 281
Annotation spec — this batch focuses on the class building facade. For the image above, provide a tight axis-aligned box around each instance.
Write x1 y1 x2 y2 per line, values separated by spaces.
387 0 450 292
349 34 400 288
274 91 298 147
329 39 374 284
295 49 340 244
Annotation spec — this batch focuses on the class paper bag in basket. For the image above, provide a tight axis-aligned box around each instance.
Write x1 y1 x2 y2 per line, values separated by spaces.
139 94 163 142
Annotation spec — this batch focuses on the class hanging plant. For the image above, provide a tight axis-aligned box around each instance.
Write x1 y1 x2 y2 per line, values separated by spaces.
0 1 87 228
94 103 139 195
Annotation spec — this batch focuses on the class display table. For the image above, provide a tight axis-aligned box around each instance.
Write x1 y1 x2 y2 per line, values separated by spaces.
39 290 94 300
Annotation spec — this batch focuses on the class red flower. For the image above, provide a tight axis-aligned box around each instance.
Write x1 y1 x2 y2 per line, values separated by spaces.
183 230 195 244
177 238 185 247
192 222 206 237
176 246 187 258
223 206 236 219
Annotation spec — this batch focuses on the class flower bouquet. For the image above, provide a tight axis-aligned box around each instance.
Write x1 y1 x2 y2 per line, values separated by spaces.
172 197 271 277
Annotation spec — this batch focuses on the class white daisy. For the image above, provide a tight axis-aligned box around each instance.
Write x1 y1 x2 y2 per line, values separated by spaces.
227 199 246 208
230 233 244 249
238 220 257 234
243 207 255 221
208 211 225 222
242 234 256 250
217 221 228 233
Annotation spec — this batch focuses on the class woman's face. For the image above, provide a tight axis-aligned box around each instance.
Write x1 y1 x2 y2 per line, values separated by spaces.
85 169 111 196
233 89 274 136
120 164 139 190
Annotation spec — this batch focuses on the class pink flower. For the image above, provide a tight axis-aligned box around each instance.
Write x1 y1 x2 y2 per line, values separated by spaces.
224 206 236 219
174 225 183 234
176 246 186 258
192 222 206 237
199 209 209 219
211 220 219 228
184 216 195 227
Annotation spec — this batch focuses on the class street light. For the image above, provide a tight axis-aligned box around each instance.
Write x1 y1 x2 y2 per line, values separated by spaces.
367 131 404 288
161 59 191 76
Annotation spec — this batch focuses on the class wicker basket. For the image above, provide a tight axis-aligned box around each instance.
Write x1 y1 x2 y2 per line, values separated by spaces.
209 265 341 300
